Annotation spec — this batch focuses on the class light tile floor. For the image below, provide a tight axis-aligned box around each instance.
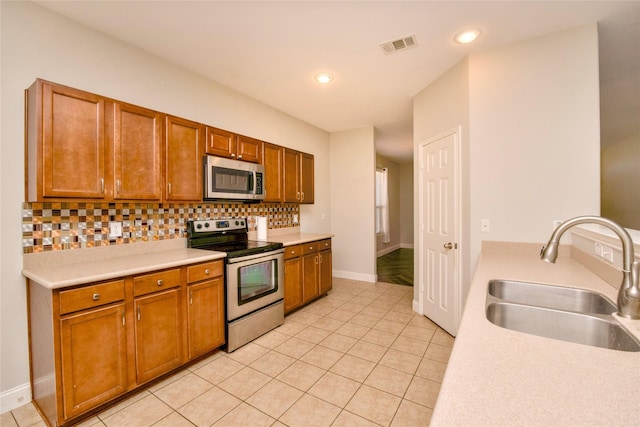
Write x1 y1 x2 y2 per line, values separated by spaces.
2 278 453 427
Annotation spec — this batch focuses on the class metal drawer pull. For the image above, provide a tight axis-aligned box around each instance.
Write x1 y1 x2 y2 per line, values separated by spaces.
137 306 141 321
204 269 210 275
157 279 164 286
92 293 100 301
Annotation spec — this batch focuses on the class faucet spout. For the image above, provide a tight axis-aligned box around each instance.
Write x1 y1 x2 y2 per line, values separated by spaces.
540 216 640 319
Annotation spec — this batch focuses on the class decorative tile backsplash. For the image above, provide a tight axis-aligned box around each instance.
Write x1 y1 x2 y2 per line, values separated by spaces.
22 201 300 254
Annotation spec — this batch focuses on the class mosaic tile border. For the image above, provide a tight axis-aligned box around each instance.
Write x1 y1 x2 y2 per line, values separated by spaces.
22 202 300 254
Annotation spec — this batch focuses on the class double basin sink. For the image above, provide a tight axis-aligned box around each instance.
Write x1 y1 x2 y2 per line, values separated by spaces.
486 280 640 352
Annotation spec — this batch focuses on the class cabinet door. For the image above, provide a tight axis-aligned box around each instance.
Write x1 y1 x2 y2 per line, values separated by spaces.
41 82 106 199
263 143 284 202
319 250 332 295
300 152 314 204
302 252 319 303
60 303 127 419
134 289 182 383
284 257 303 313
187 278 225 359
112 103 162 200
165 116 204 201
236 135 262 163
283 148 301 202
205 127 236 158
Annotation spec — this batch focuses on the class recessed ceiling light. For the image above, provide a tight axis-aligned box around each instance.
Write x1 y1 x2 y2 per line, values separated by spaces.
454 29 481 44
315 73 333 84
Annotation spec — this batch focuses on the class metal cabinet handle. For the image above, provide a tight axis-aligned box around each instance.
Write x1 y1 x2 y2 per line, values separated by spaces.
204 269 210 275
116 179 121 194
301 192 305 201
238 154 243 159
92 293 100 301
100 178 105 193
231 153 236 157
168 183 172 195
157 279 164 286
190 290 193 305
297 191 300 200
122 311 125 326
137 306 141 321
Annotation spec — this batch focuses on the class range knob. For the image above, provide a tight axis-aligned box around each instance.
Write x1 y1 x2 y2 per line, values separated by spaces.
235 220 240 226
204 222 210 228
196 223 203 229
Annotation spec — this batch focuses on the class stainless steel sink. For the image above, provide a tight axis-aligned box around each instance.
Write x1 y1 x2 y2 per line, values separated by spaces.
488 279 616 314
486 279 640 352
486 302 640 352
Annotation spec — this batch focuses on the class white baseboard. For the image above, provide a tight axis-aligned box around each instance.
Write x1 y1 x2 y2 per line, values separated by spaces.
400 243 415 249
376 244 400 257
1 383 31 414
332 269 377 283
412 299 422 315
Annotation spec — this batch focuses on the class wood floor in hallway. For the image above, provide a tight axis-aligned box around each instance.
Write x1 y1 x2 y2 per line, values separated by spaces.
377 249 414 287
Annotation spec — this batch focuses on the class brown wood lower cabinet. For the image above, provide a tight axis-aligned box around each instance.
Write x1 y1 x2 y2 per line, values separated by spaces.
60 303 128 420
134 289 183 384
27 259 225 427
284 238 332 314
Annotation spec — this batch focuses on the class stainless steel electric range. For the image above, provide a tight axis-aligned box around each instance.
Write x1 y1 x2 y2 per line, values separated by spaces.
187 218 284 352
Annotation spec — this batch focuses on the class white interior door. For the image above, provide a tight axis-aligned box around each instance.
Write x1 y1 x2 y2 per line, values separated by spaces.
418 128 460 336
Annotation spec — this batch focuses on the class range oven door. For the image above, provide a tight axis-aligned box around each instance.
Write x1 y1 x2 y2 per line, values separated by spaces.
226 249 284 321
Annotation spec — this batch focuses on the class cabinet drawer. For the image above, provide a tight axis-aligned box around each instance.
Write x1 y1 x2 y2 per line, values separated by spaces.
318 239 331 251
187 261 223 284
59 280 125 315
301 242 318 255
134 268 181 297
284 245 301 260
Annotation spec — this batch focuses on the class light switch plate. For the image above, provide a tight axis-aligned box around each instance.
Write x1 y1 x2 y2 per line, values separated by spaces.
109 221 123 238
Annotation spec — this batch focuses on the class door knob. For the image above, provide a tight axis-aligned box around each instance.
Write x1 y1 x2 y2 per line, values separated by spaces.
444 242 454 250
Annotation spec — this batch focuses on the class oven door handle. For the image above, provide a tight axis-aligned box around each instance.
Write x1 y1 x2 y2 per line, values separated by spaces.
227 248 284 264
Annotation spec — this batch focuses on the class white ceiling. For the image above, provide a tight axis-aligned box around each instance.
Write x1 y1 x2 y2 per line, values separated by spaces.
35 1 639 161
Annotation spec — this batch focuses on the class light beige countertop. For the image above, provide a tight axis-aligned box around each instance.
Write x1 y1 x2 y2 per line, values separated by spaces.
22 240 225 289
266 233 333 246
431 248 640 426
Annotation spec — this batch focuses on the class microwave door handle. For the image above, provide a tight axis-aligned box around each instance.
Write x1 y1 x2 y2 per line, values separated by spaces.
252 171 258 196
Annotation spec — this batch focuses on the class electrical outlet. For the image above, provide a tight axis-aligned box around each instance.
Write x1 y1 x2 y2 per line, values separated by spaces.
109 221 122 238
594 242 603 257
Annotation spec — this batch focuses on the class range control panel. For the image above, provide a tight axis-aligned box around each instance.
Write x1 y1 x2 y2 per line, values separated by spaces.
190 218 247 233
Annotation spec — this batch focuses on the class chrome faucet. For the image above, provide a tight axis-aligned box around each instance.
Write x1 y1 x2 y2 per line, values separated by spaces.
540 216 640 319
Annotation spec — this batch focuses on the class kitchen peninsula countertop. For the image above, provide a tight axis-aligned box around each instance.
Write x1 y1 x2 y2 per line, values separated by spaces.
430 244 640 426
22 240 225 289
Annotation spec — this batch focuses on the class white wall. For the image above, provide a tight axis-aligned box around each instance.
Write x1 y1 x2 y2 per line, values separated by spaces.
0 1 330 409
468 24 601 273
413 24 601 310
398 162 414 247
330 128 376 282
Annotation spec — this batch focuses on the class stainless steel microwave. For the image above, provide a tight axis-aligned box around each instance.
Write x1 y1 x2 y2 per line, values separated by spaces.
203 155 265 202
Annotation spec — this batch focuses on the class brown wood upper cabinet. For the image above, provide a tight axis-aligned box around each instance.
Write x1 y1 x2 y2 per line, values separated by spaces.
26 79 162 201
165 116 204 201
283 148 314 204
205 126 262 163
262 142 284 202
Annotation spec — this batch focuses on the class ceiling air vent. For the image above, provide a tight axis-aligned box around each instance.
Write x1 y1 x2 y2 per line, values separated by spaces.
380 34 417 55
